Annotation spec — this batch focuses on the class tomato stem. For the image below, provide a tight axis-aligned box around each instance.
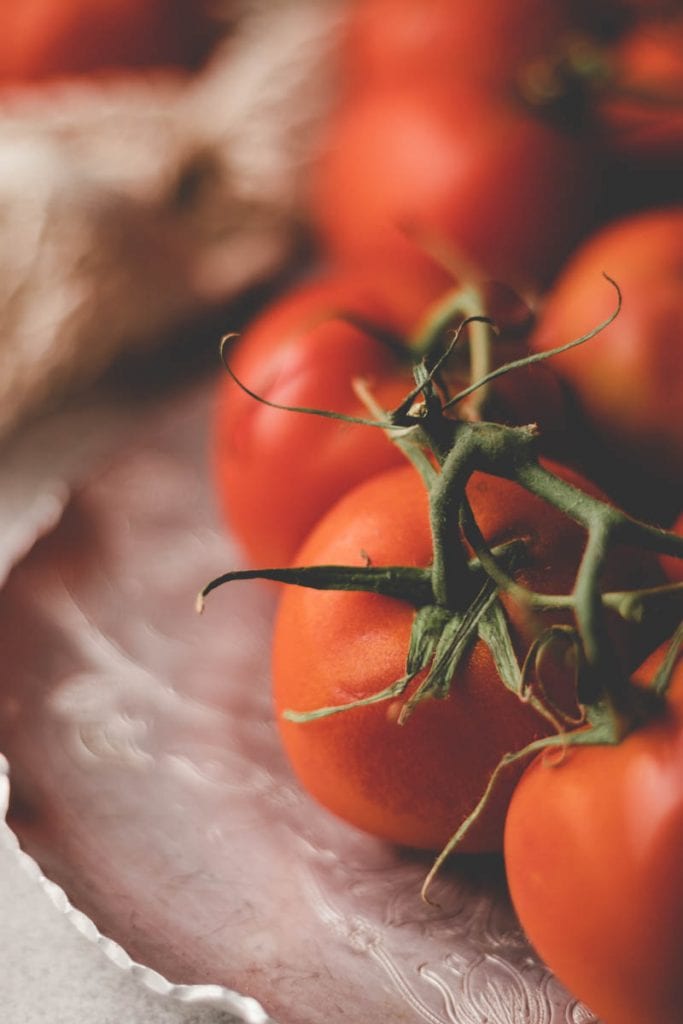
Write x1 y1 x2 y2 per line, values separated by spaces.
204 282 683 882
428 427 476 610
573 520 617 703
410 283 497 415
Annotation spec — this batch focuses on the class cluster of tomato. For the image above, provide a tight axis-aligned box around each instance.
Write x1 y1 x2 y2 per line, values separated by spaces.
208 3 683 1022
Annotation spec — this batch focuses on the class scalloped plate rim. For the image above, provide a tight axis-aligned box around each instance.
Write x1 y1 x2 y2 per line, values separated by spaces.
0 751 278 1024
0 459 278 1024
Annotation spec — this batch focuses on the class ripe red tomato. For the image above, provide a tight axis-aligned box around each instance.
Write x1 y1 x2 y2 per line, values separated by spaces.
309 84 602 290
530 207 683 494
0 0 215 83
212 260 451 567
272 460 661 853
213 264 572 567
504 645 683 1024
341 0 582 98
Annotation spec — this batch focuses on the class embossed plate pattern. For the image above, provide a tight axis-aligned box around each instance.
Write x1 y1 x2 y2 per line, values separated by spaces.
0 381 599 1024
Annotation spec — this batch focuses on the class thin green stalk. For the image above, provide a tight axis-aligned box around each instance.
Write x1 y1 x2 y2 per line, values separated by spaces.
573 520 614 674
410 284 496 414
427 428 478 609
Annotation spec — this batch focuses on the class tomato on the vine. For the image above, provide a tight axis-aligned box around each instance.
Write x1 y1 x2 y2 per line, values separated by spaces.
504 644 683 1024
211 260 451 567
272 460 662 853
530 207 683 504
212 261 573 567
309 84 602 290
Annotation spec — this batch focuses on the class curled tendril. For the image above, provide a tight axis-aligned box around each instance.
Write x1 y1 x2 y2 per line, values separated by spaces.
218 333 393 430
442 273 622 411
519 627 587 732
390 314 497 424
217 314 496 434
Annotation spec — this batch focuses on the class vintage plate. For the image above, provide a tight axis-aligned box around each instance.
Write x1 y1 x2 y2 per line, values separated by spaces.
0 380 599 1024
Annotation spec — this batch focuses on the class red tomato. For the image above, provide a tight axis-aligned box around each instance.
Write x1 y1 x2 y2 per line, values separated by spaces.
309 85 602 290
341 0 582 98
505 645 683 1024
599 17 683 163
530 207 683 496
0 0 215 83
212 260 451 567
272 460 661 853
213 264 572 567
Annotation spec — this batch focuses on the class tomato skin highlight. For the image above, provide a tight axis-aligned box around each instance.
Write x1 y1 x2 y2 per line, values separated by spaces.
272 462 662 853
309 84 602 290
504 653 683 1024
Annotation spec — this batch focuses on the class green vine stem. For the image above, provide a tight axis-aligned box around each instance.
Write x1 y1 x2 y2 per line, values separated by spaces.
517 460 683 556
207 282 683 715
411 283 495 410
460 495 683 622
427 424 482 610
421 624 683 904
201 386 683 713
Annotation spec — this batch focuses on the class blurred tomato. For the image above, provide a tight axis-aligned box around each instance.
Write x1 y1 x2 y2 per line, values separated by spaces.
531 207 683 497
0 0 216 83
592 15 683 217
341 0 583 98
310 85 602 291
600 16 683 163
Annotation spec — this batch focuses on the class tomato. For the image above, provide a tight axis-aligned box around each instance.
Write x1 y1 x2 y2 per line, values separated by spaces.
341 0 583 98
595 18 683 216
504 646 683 1024
213 263 572 567
599 17 683 164
272 460 661 853
530 207 683 503
212 259 451 567
0 0 215 83
309 84 602 290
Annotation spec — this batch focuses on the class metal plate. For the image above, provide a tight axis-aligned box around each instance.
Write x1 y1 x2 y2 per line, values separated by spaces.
0 381 599 1024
